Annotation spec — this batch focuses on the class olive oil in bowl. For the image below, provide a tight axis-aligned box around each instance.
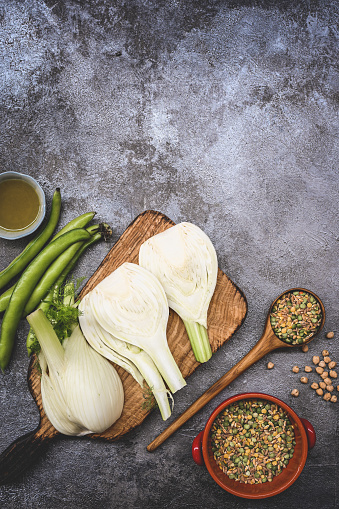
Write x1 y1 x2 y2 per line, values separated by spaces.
0 172 46 240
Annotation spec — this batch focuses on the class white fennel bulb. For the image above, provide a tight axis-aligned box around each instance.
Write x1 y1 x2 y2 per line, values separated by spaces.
79 294 173 421
87 262 186 394
39 351 86 436
79 294 145 388
63 325 124 433
27 309 124 436
139 222 218 363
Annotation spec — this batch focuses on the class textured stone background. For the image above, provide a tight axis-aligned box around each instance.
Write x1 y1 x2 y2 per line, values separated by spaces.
0 0 338 508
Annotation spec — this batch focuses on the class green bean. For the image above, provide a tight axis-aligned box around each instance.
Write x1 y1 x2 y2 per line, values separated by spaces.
0 228 91 370
0 189 61 291
0 285 14 314
23 224 102 316
0 213 97 314
23 241 84 316
26 231 102 355
51 211 96 241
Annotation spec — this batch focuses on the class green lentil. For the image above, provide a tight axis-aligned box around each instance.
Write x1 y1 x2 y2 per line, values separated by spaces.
270 291 322 345
210 399 295 485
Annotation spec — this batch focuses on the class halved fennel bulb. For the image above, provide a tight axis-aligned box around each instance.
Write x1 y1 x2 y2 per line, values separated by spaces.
27 309 124 436
83 262 186 396
63 326 124 433
139 222 218 363
79 294 145 388
79 294 173 420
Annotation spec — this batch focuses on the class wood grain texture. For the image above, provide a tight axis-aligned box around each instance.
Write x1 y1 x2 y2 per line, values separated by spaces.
27 210 247 443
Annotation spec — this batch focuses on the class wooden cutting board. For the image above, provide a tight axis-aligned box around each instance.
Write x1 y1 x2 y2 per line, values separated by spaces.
0 210 247 483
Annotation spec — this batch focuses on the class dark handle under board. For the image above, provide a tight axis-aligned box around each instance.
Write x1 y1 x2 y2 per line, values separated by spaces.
0 426 58 485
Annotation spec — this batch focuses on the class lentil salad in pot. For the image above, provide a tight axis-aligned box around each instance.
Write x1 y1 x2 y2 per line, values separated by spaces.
210 399 296 484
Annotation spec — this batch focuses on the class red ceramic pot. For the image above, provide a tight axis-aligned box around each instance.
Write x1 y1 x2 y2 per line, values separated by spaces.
192 392 315 499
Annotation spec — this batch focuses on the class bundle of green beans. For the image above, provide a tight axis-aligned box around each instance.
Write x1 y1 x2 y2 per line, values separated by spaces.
0 188 112 371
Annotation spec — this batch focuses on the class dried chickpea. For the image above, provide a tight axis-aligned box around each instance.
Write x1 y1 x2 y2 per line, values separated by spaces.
322 350 330 357
330 395 337 402
319 381 326 389
321 372 329 379
326 385 334 392
312 356 320 365
292 366 299 373
316 366 324 375
311 382 319 389
326 332 334 339
267 362 274 369
323 392 331 401
324 356 331 364
337 386 339 392
300 377 308 384
318 360 326 368
329 370 337 379
316 388 324 396
324 378 332 385
301 344 309 353
304 366 312 373
291 389 299 397
328 361 337 369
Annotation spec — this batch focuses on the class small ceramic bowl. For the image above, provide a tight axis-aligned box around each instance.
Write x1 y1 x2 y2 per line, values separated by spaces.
0 172 45 240
192 392 315 499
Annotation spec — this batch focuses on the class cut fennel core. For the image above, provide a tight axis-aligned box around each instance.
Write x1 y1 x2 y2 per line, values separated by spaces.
79 263 186 419
139 222 218 363
79 294 173 421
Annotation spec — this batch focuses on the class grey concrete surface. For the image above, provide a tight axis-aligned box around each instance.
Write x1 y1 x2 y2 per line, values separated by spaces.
0 0 338 507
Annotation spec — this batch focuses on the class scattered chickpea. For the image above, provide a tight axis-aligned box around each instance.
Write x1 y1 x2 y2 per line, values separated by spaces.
267 362 274 369
326 332 334 339
291 343 338 402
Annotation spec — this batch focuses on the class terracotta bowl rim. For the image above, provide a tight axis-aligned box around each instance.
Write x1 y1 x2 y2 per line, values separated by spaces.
201 392 309 499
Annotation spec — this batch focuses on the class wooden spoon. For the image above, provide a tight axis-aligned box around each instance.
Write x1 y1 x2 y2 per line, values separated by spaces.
147 288 325 452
